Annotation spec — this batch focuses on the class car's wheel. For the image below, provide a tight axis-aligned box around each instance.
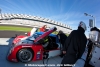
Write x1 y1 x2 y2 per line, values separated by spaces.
17 49 33 63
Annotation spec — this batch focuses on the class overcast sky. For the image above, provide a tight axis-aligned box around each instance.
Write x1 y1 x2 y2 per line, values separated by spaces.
0 0 100 37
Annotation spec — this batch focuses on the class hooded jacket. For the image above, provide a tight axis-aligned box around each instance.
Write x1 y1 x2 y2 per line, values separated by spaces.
63 27 87 59
57 32 67 46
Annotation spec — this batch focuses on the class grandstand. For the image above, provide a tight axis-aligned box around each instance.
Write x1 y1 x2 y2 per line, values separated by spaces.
0 13 72 34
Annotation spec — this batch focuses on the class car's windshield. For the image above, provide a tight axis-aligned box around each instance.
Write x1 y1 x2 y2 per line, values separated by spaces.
32 33 42 39
26 33 42 41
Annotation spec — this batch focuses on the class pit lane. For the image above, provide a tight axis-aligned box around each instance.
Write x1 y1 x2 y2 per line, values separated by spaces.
0 38 63 67
0 28 63 67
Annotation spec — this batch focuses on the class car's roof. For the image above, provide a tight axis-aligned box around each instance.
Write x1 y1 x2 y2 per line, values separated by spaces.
35 32 57 37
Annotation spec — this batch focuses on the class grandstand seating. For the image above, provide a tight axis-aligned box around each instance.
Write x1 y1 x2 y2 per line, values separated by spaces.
0 13 72 34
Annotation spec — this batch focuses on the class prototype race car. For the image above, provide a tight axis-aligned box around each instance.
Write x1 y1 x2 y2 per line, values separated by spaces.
7 27 61 63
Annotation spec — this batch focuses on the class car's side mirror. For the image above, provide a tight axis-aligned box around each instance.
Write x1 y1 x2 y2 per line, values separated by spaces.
89 19 94 28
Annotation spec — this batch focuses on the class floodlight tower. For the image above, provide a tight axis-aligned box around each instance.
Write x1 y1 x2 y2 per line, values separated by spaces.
84 13 96 27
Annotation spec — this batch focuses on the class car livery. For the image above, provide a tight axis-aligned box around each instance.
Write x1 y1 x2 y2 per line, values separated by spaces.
7 27 61 63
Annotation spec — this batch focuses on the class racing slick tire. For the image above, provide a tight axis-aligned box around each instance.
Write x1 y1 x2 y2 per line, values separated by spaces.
17 49 33 63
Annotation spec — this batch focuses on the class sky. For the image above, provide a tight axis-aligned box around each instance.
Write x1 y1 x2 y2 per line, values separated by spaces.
0 0 100 37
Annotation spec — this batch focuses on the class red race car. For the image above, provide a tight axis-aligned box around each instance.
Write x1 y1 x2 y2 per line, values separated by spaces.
7 27 61 63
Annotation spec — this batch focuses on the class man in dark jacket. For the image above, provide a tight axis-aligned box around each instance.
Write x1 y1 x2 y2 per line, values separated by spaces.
61 21 87 67
57 30 67 47
57 30 68 57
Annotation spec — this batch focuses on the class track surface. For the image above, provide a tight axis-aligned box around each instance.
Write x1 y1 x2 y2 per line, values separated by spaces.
0 38 62 67
0 31 26 38
0 24 33 38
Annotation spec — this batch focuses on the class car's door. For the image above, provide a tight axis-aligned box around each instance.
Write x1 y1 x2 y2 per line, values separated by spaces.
34 27 57 43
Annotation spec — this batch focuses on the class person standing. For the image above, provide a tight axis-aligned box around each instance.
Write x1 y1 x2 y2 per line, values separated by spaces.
61 21 87 67
57 30 68 57
40 25 47 32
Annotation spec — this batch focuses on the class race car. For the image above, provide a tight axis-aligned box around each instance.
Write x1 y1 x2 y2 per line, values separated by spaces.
7 27 61 63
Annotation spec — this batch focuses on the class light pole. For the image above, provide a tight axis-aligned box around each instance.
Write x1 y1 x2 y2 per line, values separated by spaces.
84 13 96 27
0 8 1 19
0 8 2 22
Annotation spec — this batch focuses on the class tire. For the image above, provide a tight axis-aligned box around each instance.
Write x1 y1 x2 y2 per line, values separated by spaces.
17 49 33 63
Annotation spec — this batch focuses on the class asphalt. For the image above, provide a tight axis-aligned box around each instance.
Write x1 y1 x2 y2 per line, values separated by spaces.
0 31 26 38
0 24 33 38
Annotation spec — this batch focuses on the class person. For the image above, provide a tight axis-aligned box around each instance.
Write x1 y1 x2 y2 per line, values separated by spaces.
25 27 38 36
57 30 68 57
61 21 87 67
40 25 47 32
84 27 100 67
30 27 38 36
